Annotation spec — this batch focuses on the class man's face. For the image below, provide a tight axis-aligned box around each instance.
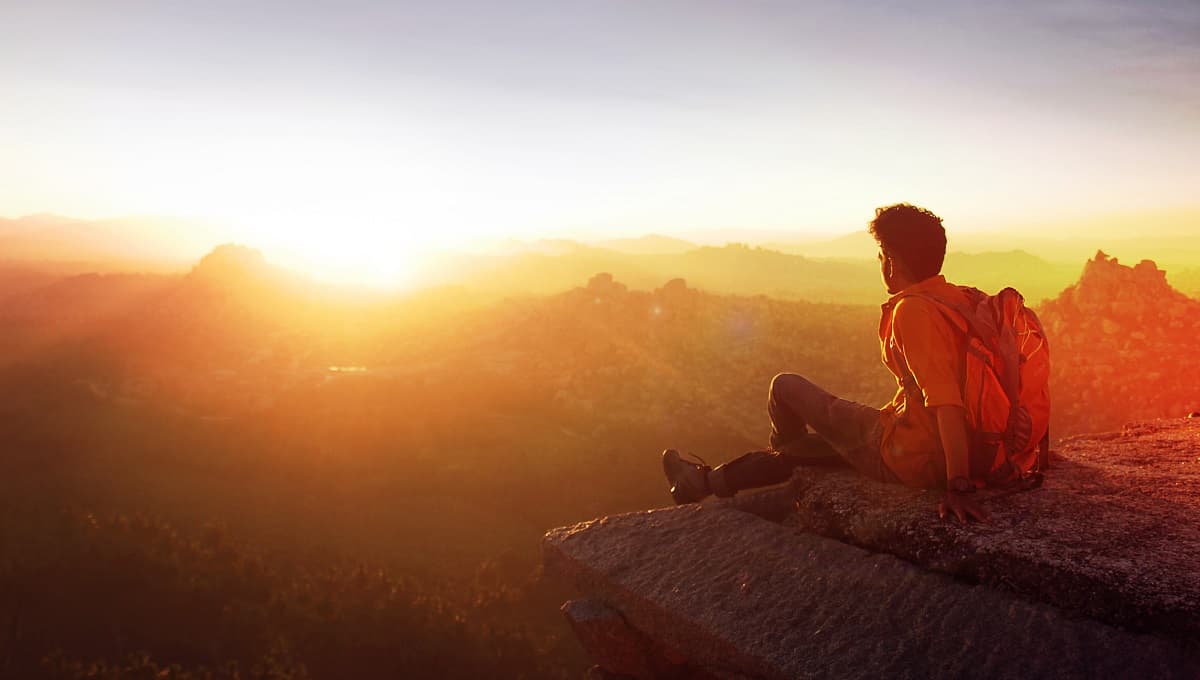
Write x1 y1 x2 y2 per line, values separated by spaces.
878 247 900 295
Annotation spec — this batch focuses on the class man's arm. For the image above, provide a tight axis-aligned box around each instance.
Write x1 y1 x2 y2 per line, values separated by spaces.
935 405 990 523
892 298 990 523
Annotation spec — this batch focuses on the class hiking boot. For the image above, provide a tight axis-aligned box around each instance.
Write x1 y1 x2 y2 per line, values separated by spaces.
662 449 712 504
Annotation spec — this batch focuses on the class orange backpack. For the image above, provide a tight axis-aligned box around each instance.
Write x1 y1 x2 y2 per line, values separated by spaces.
900 287 1051 486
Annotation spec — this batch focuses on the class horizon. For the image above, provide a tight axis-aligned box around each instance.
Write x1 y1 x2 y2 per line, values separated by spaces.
4 210 1200 302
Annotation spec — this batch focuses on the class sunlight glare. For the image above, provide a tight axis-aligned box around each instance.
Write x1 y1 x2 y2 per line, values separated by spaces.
244 211 435 290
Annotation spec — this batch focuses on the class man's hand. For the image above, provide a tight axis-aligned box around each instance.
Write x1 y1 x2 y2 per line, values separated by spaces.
933 405 988 523
937 490 991 524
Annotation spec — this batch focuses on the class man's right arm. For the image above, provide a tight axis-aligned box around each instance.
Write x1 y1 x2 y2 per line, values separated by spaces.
935 404 989 523
893 299 989 523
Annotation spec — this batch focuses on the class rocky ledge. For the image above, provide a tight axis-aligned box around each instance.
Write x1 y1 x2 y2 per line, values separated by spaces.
543 418 1200 679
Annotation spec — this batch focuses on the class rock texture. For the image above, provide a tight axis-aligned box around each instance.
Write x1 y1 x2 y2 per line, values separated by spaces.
1039 252 1200 435
562 599 674 680
784 418 1200 644
545 418 1200 679
546 505 1198 679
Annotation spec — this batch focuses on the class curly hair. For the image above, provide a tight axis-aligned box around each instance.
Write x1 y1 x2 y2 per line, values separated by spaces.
868 203 947 281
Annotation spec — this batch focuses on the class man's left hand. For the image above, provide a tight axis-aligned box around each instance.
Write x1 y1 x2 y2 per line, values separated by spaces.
937 491 991 524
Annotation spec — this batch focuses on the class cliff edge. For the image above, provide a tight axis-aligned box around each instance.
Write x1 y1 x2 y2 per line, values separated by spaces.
543 418 1200 679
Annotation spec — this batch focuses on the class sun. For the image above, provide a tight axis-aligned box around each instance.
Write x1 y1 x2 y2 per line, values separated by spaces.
239 211 436 290
101 131 464 290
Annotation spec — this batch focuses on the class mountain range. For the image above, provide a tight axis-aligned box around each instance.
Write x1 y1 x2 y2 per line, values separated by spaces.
2 214 1198 305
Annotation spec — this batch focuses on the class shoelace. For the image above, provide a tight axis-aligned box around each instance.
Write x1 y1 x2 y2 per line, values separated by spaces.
678 451 709 468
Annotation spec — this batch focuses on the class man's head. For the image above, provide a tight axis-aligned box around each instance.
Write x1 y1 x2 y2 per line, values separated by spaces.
868 203 947 294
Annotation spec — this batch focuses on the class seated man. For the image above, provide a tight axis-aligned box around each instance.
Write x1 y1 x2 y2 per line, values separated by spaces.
663 203 989 523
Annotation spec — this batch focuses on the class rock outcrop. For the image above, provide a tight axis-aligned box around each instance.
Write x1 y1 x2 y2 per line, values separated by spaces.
189 243 273 285
544 418 1200 679
1039 252 1200 435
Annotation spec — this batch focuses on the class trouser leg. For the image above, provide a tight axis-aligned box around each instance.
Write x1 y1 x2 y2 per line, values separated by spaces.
769 372 864 451
711 373 894 494
769 372 819 452
709 436 842 497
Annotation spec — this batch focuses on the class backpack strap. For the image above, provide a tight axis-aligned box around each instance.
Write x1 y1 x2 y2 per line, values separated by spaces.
900 291 1021 406
902 290 1000 356
1037 430 1051 471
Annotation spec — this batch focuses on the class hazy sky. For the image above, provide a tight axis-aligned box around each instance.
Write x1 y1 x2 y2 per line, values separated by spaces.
2 0 1198 279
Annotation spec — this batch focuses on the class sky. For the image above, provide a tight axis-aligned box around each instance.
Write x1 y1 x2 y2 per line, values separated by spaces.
1 0 1198 283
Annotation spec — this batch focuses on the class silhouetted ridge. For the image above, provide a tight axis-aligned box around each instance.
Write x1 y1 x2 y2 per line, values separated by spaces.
188 244 272 284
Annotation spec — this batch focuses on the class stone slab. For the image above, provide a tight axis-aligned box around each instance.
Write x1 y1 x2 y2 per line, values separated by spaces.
783 418 1200 643
545 504 1199 679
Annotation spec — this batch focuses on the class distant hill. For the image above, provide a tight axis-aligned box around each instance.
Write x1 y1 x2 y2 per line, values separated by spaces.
764 226 1200 271
423 243 1085 306
761 230 1038 259
763 231 875 259
590 234 698 254
0 214 224 271
186 243 301 290
0 272 174 324
0 244 312 378
428 244 883 304
0 244 299 325
941 250 1079 304
1011 234 1200 273
0 264 75 305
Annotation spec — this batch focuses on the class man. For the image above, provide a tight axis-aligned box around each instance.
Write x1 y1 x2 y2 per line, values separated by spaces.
662 203 989 523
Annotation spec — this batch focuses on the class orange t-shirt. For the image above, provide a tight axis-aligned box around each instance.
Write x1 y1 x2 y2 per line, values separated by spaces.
877 275 969 487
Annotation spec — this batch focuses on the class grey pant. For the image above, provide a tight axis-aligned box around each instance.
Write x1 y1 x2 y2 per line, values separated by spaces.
711 373 895 495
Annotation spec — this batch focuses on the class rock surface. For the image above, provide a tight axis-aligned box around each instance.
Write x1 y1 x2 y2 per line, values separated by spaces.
784 417 1200 643
545 504 1198 679
545 418 1200 678
561 599 663 680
